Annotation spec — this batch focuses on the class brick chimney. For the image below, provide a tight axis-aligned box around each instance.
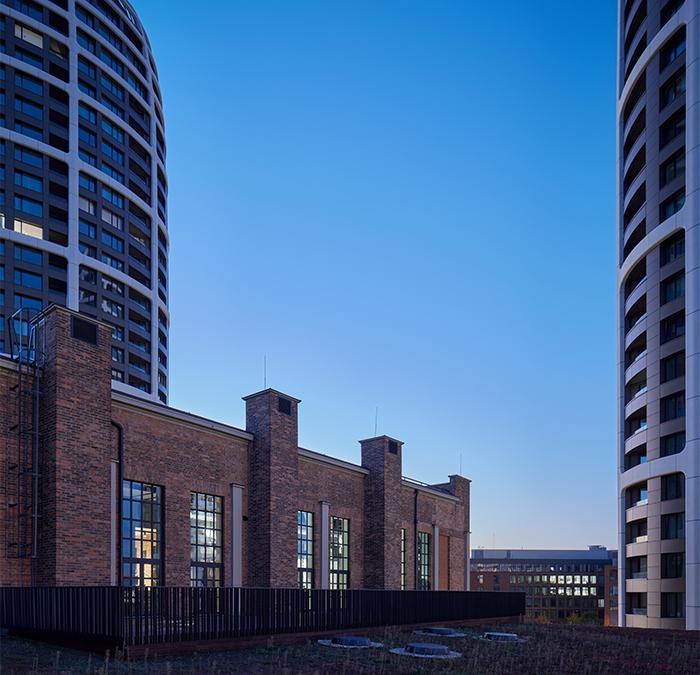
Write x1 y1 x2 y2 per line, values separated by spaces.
37 306 113 585
243 388 300 587
447 474 471 590
361 435 403 589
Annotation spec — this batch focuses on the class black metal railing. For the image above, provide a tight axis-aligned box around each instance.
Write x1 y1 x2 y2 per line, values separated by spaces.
0 587 524 647
0 587 123 646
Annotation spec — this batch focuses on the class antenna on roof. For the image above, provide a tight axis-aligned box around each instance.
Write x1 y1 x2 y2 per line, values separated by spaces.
264 354 267 389
459 451 463 475
374 406 378 436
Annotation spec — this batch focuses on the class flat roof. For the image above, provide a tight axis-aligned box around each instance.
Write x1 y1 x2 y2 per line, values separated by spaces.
472 548 615 561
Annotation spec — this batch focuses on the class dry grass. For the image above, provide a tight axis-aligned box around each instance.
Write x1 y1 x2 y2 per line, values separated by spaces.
1 622 699 674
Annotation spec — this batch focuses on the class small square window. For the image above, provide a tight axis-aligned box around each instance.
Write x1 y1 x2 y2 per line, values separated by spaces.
278 396 292 415
71 316 97 344
388 440 399 454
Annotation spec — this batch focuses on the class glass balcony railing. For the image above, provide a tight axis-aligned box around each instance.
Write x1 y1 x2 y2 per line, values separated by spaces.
630 572 647 579
626 277 647 300
630 350 647 366
631 608 647 616
628 313 647 332
634 420 647 433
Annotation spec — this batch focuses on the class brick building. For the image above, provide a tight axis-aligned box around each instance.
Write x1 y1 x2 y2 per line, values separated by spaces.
471 547 617 624
0 306 471 591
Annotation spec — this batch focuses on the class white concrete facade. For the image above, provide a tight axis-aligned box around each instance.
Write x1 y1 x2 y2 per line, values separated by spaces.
617 0 700 629
0 0 168 402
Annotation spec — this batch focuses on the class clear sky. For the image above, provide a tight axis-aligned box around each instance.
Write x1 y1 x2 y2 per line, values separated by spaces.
137 0 619 550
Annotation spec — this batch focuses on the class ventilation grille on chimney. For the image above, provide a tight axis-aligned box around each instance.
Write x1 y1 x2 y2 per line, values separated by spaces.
71 317 98 345
278 396 292 415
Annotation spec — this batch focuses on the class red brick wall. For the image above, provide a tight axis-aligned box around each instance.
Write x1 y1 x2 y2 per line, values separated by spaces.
0 307 472 592
114 403 250 586
245 390 299 588
296 457 366 589
37 308 114 585
361 437 403 589
398 477 470 591
0 362 32 586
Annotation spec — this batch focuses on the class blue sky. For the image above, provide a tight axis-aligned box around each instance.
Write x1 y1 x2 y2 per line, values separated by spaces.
138 0 618 549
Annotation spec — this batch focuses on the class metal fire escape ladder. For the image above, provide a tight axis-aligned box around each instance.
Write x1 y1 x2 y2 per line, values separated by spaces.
5 308 45 584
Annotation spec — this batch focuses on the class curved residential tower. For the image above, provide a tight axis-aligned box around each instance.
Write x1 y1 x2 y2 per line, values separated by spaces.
0 0 169 402
617 0 699 629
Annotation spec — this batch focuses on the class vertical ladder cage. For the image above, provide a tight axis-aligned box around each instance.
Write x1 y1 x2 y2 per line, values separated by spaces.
5 308 45 585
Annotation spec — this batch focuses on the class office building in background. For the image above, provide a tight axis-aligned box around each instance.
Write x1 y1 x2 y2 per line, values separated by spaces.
471 547 617 624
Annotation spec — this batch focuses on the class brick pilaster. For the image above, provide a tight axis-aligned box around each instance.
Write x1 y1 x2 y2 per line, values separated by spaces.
38 306 113 585
361 435 403 589
244 389 300 588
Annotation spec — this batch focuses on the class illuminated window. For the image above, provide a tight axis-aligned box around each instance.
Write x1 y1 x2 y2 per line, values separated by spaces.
190 492 223 587
297 510 314 589
122 480 162 587
329 516 349 590
14 23 43 48
400 528 407 590
417 531 431 590
79 197 96 215
102 207 124 230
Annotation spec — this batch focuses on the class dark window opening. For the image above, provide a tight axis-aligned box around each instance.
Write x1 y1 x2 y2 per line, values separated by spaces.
71 316 97 344
278 396 292 415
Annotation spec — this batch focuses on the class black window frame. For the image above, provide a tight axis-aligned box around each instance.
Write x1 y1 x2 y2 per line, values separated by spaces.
661 552 684 579
661 592 684 618
660 391 685 422
660 310 685 343
400 528 407 591
661 473 685 501
660 231 684 266
190 491 223 587
660 350 685 382
297 510 314 590
122 479 163 587
661 431 685 457
661 512 685 540
417 531 431 590
661 272 685 304
329 516 349 590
